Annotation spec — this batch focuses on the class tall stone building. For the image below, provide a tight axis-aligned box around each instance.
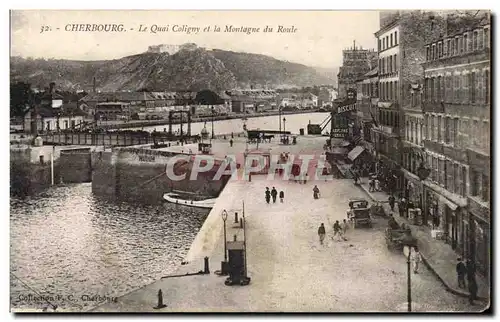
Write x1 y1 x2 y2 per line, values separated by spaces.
373 10 447 194
421 11 490 280
337 42 375 99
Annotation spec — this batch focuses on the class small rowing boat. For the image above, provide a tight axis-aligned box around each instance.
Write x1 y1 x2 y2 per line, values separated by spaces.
163 192 217 209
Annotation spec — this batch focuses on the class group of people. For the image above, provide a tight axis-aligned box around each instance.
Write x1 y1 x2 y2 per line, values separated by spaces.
317 219 350 244
456 257 480 305
265 187 285 204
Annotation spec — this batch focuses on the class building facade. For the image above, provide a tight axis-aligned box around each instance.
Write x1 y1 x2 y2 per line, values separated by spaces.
337 42 376 99
374 11 447 194
422 17 490 279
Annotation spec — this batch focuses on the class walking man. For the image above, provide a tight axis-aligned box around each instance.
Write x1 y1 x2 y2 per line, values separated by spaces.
279 190 284 203
229 139 233 147
333 220 342 241
265 187 271 204
313 185 320 199
318 223 326 245
456 257 467 289
388 194 395 212
411 247 422 274
340 219 349 241
271 187 278 203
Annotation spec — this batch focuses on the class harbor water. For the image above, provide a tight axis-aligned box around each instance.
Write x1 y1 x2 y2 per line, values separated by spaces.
10 183 209 311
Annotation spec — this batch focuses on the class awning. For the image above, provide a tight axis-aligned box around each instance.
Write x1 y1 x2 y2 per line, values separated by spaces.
440 196 458 211
348 146 365 161
340 140 351 147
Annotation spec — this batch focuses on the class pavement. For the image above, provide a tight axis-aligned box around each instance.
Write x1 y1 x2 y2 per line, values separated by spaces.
357 180 490 305
92 174 481 312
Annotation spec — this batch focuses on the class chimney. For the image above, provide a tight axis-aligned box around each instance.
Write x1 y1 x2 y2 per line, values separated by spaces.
49 82 56 94
93 77 96 93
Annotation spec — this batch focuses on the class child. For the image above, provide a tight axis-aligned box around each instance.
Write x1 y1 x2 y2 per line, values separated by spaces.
279 190 284 203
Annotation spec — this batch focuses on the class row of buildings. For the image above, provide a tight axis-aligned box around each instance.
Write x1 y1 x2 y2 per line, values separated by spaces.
338 11 490 280
22 85 334 133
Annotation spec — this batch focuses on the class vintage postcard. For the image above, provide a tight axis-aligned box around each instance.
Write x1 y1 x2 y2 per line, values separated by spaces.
9 9 491 313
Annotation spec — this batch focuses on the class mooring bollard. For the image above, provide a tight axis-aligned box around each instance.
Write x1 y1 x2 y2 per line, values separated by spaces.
234 212 239 224
204 256 210 274
154 289 167 309
233 234 237 241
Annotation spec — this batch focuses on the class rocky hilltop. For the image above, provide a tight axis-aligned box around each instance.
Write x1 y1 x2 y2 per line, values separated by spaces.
10 45 335 91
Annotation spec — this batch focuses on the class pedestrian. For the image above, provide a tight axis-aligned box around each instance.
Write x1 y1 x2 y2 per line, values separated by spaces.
411 247 422 274
456 257 467 289
279 190 284 203
374 178 380 191
313 185 320 199
318 223 326 245
340 219 349 241
271 187 278 203
388 195 395 211
466 258 478 304
369 178 375 192
229 139 233 147
304 173 309 184
332 220 342 241
265 187 271 204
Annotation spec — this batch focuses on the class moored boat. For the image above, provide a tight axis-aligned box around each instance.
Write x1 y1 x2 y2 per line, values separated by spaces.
163 192 217 209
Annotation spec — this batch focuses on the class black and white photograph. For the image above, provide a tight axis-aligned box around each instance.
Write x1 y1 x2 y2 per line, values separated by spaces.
8 9 491 313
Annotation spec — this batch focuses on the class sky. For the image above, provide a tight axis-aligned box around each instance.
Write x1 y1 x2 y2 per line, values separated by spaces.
10 10 380 68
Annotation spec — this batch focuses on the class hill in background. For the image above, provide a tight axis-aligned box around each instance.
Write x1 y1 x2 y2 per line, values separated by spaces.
10 45 336 92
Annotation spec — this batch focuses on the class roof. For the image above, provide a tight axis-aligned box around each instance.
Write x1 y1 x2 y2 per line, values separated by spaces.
96 101 131 105
25 102 87 118
150 92 178 100
80 91 156 102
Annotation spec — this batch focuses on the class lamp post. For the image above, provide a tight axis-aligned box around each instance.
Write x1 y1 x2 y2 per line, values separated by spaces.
221 210 228 264
402 233 417 312
283 117 287 134
211 105 215 140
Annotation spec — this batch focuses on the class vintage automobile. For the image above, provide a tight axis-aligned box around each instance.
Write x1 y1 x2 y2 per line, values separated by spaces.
347 198 373 228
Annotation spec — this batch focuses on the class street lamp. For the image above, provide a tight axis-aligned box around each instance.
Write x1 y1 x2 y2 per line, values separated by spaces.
402 233 418 312
221 210 228 269
283 117 287 133
211 106 215 139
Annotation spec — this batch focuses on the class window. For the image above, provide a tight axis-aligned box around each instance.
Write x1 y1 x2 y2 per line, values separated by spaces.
395 31 398 45
430 77 435 102
389 56 392 74
64 120 69 129
471 72 476 103
484 27 490 48
455 38 459 55
437 76 442 102
394 54 398 72
450 39 455 56
446 39 451 56
454 163 460 195
482 174 489 202
453 118 459 147
444 116 450 144
463 33 468 52
478 29 484 49
438 42 443 58
459 36 463 54
426 46 430 61
453 75 459 101
445 75 452 103
473 31 478 50
390 34 393 47
461 166 467 197
386 36 389 49
437 115 442 142
393 81 397 101
485 70 490 104
432 44 436 60
378 39 381 52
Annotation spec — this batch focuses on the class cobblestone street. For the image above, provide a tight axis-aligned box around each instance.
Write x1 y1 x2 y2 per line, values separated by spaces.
94 176 481 312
